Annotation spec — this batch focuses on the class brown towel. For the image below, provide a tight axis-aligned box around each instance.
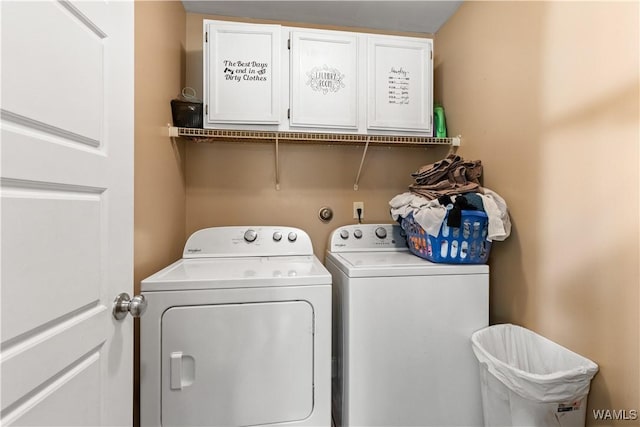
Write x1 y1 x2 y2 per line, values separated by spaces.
409 155 484 200
410 182 483 200
412 154 462 185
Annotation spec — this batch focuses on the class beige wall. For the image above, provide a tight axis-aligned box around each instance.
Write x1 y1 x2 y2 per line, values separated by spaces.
134 1 186 424
185 142 449 259
436 2 639 424
184 13 446 259
135 2 187 285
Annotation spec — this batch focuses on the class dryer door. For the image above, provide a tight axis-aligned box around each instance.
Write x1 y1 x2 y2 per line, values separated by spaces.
161 301 314 426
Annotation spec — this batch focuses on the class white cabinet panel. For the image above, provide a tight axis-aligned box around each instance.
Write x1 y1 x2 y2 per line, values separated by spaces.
368 36 433 133
204 21 281 125
290 31 358 129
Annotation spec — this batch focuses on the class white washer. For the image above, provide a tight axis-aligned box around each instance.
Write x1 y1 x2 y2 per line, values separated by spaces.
326 224 488 427
140 226 331 427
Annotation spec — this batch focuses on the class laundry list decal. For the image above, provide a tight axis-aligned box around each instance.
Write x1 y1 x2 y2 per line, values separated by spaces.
388 66 410 104
306 65 345 95
222 60 269 82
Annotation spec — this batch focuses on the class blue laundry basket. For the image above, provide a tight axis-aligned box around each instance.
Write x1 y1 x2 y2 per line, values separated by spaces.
401 210 491 264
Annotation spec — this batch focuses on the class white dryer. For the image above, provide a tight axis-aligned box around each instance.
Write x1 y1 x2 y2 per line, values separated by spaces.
326 224 488 427
140 226 331 427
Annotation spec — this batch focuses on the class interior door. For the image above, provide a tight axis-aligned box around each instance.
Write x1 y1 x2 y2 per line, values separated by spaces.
1 1 133 426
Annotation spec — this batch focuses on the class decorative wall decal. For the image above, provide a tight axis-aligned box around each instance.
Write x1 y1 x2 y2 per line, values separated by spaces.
388 66 410 105
306 65 345 94
222 60 269 82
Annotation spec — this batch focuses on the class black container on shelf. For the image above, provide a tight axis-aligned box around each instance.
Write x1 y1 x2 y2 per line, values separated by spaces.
171 99 203 128
170 87 203 128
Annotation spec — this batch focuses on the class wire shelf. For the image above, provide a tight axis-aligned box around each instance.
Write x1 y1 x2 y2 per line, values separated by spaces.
170 127 460 147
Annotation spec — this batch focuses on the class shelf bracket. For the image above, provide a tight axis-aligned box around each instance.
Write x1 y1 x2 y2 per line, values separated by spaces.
274 135 280 191
168 124 179 137
447 135 462 155
353 136 371 191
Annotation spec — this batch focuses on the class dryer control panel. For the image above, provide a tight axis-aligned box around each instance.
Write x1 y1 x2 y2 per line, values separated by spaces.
328 224 407 252
184 226 314 258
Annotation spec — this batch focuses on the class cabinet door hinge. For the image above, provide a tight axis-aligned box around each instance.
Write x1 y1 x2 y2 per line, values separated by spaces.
205 104 208 115
431 50 433 60
205 32 208 43
287 108 290 119
287 39 291 50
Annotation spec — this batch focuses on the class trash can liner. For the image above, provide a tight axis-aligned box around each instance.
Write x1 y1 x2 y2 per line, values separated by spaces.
471 324 599 403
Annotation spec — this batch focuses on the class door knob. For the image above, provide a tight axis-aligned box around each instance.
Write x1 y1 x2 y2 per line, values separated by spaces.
112 293 147 320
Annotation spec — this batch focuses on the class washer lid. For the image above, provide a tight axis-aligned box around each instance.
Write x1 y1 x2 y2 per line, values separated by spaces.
142 255 331 291
327 251 489 277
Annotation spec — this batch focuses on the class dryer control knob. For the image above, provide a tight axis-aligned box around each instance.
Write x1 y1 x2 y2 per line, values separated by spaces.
375 227 387 239
244 229 258 242
273 231 282 242
339 230 349 240
287 232 297 242
353 229 363 239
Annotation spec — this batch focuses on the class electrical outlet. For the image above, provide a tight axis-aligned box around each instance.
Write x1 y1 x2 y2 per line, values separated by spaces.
353 202 364 220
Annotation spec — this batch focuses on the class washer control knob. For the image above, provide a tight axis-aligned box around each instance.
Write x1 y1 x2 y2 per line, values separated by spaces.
244 229 258 243
353 229 363 239
375 227 387 239
273 231 282 242
339 230 349 240
287 232 297 242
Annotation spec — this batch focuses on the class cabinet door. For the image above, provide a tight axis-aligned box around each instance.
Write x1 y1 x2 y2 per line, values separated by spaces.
290 31 358 129
367 36 433 133
204 21 280 125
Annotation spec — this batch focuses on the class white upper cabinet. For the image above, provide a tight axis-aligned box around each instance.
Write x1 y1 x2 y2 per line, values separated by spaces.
201 21 434 135
203 21 281 126
289 30 358 130
367 36 433 133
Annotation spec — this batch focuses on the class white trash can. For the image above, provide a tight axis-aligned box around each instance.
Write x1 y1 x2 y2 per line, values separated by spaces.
471 324 599 427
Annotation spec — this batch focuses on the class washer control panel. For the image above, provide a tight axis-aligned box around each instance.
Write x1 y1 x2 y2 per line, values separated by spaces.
184 226 313 258
328 224 407 252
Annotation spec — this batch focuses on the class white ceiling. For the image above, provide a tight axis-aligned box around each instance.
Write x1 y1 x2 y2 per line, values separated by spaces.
181 1 463 34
